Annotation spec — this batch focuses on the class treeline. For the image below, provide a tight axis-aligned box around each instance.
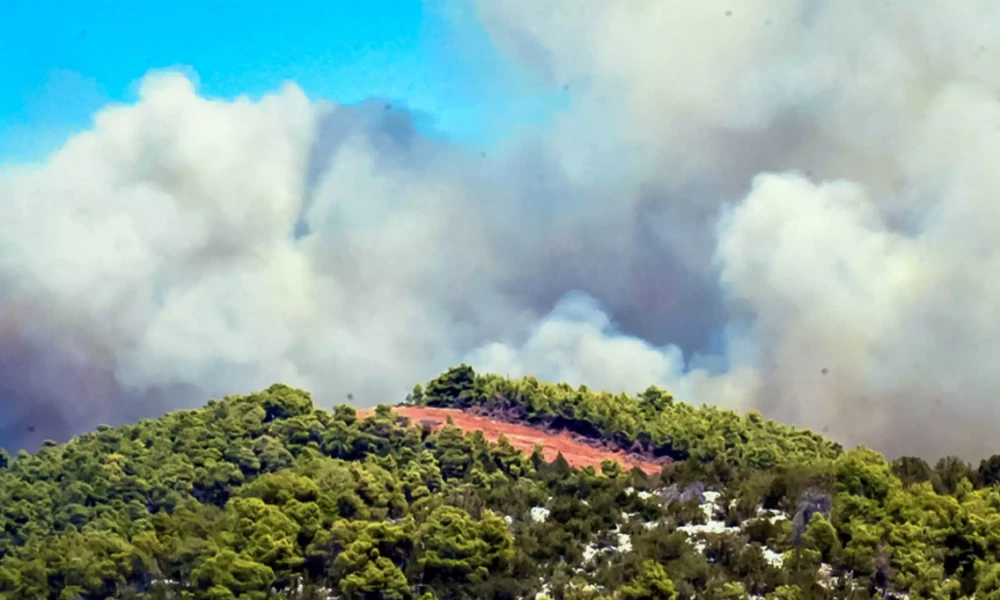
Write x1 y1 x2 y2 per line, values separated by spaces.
413 364 842 469
415 365 1000 490
0 368 996 598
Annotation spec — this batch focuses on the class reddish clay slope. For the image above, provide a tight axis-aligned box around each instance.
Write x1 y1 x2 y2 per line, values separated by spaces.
356 405 666 476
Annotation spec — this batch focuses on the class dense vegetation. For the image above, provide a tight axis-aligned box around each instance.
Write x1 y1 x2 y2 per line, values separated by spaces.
413 364 842 470
0 365 998 599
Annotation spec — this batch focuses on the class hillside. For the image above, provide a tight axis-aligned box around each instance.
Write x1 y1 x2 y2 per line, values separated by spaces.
355 405 667 475
0 366 998 599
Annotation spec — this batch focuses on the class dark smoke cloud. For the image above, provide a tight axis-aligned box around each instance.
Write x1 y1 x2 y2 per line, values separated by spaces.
3 1 1000 461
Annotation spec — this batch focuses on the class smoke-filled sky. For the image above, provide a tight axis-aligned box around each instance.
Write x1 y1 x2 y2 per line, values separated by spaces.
3 0 1000 461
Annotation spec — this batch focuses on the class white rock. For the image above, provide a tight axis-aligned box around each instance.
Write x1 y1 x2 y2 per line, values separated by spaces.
529 507 550 523
678 520 738 536
755 506 789 524
762 548 784 567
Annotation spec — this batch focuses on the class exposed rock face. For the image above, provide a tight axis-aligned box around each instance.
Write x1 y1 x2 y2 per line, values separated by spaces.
791 490 833 541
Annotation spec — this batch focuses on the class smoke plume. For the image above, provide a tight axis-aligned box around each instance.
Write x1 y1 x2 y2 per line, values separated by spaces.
2 1 1000 460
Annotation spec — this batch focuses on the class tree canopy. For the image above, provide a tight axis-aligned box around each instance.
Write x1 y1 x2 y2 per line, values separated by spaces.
0 368 997 599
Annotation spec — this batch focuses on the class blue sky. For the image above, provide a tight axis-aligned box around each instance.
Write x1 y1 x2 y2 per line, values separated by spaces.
1 0 564 162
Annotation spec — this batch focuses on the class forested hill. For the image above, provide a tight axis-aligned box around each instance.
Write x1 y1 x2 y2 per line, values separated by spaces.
0 367 999 599
412 364 842 470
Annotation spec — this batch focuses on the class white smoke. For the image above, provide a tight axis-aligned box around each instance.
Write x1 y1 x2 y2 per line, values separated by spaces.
2 1 1000 459
469 0 1000 459
464 291 760 413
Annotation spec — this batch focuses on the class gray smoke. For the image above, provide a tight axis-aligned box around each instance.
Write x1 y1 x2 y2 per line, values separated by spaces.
2 1 1000 461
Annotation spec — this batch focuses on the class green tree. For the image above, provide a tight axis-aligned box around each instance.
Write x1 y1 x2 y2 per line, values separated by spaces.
407 384 425 405
766 585 803 600
416 505 513 598
339 556 411 600
619 560 677 600
190 549 276 600
801 513 840 562
931 456 975 495
424 365 477 407
706 582 749 600
891 456 932 486
637 386 674 417
978 455 1000 488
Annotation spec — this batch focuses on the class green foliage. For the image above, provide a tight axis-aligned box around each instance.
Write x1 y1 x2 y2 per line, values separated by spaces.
422 366 842 470
422 364 477 408
931 456 977 495
619 560 677 600
891 456 932 487
416 505 513 598
978 455 1000 488
0 367 997 600
766 585 803 600
339 555 409 600
835 448 896 502
706 582 749 600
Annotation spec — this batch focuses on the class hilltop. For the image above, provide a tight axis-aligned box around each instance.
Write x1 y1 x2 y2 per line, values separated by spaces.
0 365 998 599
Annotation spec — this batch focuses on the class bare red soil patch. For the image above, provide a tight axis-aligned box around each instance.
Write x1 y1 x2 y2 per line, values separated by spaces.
356 406 665 476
